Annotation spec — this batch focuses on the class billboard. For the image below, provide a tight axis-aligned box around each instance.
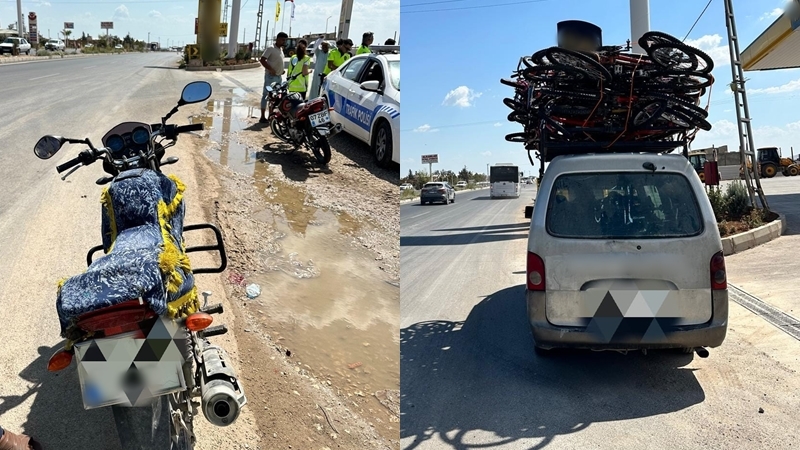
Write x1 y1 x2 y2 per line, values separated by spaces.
28 11 38 43
64 22 74 29
421 154 439 164
101 21 113 30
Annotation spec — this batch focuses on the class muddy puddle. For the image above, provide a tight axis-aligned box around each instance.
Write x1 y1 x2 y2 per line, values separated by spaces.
194 90 400 431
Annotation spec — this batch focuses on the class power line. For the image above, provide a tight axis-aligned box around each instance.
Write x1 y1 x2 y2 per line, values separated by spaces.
683 0 714 41
402 0 485 7
401 0 547 14
402 120 504 132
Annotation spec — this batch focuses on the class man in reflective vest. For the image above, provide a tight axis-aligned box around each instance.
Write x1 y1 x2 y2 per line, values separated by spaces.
309 36 330 99
287 39 311 99
323 39 352 77
356 32 373 55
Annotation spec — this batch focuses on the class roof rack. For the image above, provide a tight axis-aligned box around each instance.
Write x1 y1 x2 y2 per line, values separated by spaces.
369 45 399 54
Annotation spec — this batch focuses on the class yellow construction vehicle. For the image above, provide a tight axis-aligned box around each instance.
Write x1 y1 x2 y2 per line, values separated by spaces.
740 147 799 178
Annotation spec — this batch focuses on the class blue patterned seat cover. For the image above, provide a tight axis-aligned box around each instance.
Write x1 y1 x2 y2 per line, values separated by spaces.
57 169 195 334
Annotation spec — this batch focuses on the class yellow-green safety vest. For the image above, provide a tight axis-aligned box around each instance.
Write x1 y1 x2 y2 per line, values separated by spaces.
356 45 371 55
323 49 350 75
288 55 311 92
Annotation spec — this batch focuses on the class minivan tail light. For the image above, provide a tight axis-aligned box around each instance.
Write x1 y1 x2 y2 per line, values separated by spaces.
710 251 727 290
527 252 545 291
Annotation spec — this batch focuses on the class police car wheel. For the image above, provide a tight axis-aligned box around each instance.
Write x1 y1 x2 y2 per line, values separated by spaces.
373 121 393 168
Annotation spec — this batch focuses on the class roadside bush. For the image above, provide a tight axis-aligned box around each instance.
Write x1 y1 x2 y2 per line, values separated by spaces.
743 208 767 229
401 189 417 200
725 180 750 220
36 49 51 57
706 187 727 222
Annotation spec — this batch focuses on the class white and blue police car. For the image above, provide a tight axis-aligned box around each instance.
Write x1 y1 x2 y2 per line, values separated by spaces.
321 47 399 168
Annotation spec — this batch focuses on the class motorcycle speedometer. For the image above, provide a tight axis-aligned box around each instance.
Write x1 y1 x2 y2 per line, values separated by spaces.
131 127 150 145
106 134 124 153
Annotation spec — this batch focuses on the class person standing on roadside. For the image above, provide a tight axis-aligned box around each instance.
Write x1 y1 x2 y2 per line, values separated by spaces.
356 32 373 55
309 35 330 99
324 39 352 76
287 39 312 99
259 32 287 124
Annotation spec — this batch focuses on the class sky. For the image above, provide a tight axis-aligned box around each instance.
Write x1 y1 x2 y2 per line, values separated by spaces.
400 0 800 179
0 0 398 49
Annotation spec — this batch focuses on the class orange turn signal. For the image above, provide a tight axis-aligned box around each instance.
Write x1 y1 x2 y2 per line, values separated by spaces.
48 349 73 372
186 312 213 331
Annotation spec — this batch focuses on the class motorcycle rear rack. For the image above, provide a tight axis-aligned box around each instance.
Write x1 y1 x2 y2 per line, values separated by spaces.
86 223 228 274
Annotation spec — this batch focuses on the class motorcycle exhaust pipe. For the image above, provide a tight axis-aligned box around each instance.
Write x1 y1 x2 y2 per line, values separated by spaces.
317 123 343 137
199 344 247 427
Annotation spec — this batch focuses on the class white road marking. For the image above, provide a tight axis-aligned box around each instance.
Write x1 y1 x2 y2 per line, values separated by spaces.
30 73 59 80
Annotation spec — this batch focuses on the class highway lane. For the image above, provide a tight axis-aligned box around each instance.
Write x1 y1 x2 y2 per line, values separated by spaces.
0 52 260 449
400 182 800 449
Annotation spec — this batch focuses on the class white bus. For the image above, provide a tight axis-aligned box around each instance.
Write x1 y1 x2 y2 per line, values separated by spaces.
489 163 521 198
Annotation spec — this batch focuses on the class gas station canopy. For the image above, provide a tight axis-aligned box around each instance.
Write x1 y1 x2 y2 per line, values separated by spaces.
742 5 800 71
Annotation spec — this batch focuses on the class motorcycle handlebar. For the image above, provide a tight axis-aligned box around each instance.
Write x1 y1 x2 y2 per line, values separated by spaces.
56 156 81 174
176 123 204 133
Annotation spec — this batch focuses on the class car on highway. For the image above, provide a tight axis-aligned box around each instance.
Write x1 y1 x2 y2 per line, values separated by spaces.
526 153 727 356
400 183 414 191
45 39 65 51
0 37 31 55
322 47 400 168
114 44 124 51
420 182 455 205
456 181 468 188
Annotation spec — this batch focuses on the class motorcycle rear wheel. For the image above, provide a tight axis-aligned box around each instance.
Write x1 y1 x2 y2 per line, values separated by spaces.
112 394 193 450
269 116 291 142
307 129 332 165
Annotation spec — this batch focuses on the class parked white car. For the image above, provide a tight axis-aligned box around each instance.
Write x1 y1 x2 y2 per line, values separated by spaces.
0 37 31 55
322 49 400 168
456 181 468 188
45 39 65 51
400 183 414 191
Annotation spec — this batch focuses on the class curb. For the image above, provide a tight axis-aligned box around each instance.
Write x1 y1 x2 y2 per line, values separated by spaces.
186 62 261 71
721 213 787 256
0 52 111 64
400 187 489 204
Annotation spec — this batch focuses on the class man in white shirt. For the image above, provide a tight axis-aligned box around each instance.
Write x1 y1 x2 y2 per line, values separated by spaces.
259 32 287 123
309 35 330 99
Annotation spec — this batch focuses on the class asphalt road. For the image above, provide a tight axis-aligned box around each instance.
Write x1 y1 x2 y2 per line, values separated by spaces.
0 52 259 449
400 183 800 449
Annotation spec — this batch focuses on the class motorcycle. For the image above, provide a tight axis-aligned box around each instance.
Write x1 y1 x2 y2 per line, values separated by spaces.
265 79 342 165
33 81 246 450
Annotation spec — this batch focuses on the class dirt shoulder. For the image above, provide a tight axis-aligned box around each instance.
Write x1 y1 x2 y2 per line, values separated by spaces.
180 89 400 449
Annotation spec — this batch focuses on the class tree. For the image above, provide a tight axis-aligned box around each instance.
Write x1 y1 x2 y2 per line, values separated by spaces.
458 166 470 182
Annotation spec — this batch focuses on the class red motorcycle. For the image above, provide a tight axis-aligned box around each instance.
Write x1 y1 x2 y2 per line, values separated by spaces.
265 80 341 165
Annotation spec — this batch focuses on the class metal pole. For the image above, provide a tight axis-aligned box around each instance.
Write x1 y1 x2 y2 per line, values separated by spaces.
281 1 286 32
325 16 331 35
629 0 650 54
16 0 23 41
228 0 242 58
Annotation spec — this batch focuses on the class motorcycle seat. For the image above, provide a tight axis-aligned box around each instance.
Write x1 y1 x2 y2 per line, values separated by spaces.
56 169 195 334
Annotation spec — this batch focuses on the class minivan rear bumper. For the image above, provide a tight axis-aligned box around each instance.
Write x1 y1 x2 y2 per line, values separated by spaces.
527 290 728 350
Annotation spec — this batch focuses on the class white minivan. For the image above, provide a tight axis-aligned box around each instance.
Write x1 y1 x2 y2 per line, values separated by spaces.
526 153 728 355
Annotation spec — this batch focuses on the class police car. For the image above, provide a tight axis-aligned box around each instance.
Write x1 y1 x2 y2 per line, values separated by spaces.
321 46 399 168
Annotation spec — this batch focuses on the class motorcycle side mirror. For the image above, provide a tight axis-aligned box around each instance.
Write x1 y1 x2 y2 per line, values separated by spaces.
265 86 273 92
178 81 212 106
34 135 65 159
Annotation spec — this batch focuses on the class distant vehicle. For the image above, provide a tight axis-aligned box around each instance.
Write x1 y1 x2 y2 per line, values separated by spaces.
114 44 123 50
45 39 65 51
84 43 94 48
420 182 455 205
399 183 413 191
0 37 31 55
490 163 521 198
526 153 727 355
456 181 467 188
322 49 400 168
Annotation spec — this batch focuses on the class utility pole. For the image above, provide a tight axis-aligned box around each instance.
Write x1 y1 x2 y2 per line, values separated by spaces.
629 0 650 53
227 0 241 58
147 32 150 51
15 0 23 41
253 0 264 54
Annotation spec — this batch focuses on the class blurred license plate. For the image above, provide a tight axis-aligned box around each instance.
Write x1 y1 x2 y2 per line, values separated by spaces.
74 332 186 409
310 111 330 127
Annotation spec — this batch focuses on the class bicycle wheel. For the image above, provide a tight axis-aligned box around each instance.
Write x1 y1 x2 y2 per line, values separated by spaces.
528 48 550 66
649 42 714 73
650 93 709 118
500 77 527 89
631 101 668 128
637 31 682 52
503 97 527 113
660 107 712 131
522 63 593 82
544 47 612 82
505 132 531 143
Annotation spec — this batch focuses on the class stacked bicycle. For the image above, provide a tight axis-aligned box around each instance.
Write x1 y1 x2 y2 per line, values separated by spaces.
501 31 716 174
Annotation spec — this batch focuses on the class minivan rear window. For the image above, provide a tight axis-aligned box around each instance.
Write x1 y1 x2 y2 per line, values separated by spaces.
545 172 704 239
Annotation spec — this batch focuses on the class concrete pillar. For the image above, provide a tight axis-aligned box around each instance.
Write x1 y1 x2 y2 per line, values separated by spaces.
337 0 354 40
227 0 241 58
629 0 650 54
